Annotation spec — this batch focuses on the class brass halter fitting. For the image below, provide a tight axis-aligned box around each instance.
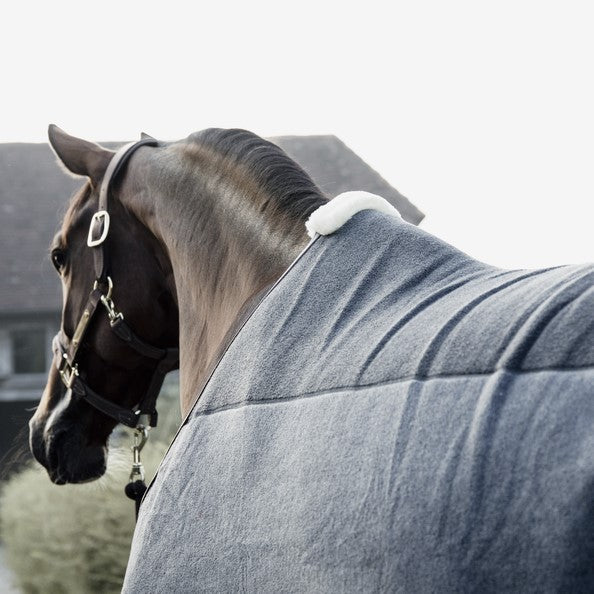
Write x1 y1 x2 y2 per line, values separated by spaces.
58 354 79 389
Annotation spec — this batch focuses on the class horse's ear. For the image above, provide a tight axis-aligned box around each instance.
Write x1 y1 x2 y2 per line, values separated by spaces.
48 124 114 182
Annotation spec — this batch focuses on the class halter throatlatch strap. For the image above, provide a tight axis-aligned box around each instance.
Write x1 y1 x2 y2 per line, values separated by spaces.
110 316 180 427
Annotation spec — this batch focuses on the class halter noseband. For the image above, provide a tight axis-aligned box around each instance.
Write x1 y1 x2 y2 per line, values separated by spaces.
54 136 179 429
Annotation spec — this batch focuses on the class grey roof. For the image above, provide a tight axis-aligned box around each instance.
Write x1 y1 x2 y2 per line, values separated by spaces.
0 136 423 314
270 136 423 224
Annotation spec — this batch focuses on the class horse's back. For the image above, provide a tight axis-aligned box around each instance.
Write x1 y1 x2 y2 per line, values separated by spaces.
124 211 594 593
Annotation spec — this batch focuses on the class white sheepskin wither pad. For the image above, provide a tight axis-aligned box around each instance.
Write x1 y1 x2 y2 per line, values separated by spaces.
305 191 401 238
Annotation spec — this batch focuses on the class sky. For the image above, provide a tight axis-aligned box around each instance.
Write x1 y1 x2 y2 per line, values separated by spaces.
1 0 592 269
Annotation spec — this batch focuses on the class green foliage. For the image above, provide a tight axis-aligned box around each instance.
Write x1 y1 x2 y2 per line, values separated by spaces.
0 386 181 594
0 440 170 594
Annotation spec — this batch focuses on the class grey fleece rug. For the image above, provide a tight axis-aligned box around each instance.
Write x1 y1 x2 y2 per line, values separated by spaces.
123 204 594 593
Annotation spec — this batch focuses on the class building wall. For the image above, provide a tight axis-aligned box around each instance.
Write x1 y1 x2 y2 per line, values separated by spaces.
0 314 59 402
0 399 38 479
0 314 59 476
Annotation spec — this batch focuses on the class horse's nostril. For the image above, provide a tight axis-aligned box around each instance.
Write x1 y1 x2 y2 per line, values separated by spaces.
29 415 69 476
41 429 69 484
49 468 67 485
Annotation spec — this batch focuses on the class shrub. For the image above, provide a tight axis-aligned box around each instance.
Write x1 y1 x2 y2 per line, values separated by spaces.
0 439 170 594
0 384 181 594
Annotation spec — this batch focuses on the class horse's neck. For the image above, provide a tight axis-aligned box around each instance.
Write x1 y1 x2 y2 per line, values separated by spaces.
133 170 310 416
177 281 273 417
176 225 306 414
172 248 285 415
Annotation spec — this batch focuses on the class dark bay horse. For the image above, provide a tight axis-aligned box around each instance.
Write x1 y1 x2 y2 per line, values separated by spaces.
29 127 594 592
29 126 325 484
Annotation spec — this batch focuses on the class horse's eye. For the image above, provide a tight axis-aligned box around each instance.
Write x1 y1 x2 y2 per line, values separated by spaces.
51 249 67 272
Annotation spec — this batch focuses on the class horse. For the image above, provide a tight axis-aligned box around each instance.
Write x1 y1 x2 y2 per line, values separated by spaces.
29 127 594 592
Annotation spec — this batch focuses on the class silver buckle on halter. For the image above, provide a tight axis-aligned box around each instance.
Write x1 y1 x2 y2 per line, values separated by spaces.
87 210 110 247
129 422 150 483
101 294 123 324
93 276 124 323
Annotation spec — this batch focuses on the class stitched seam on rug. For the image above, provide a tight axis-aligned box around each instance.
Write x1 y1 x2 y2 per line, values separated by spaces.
192 364 594 418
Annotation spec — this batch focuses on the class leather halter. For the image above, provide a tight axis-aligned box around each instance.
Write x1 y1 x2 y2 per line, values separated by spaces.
54 137 179 429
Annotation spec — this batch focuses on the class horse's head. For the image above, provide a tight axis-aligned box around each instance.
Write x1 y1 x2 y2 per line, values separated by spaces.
29 127 178 484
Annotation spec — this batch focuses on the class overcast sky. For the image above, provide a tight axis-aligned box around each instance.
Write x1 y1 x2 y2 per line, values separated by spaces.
1 1 592 268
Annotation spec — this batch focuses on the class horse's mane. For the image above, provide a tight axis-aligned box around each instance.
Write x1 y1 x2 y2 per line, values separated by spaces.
188 128 327 222
60 129 328 245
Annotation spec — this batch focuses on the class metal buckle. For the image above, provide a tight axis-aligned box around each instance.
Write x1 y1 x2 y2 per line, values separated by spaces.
87 210 110 247
129 425 150 483
93 276 113 300
101 294 124 324
59 354 79 389
94 277 124 323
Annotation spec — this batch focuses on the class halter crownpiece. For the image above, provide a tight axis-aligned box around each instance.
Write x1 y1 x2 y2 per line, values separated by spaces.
88 137 159 282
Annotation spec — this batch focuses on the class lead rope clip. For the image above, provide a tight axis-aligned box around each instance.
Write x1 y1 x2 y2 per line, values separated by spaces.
125 419 151 520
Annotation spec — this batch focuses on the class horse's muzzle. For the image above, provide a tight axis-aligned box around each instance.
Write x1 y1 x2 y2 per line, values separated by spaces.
29 415 107 484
